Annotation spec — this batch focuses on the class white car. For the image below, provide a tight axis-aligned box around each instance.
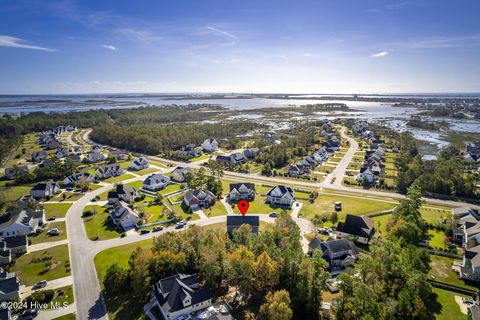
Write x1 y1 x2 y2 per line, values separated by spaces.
176 315 192 320
47 228 60 235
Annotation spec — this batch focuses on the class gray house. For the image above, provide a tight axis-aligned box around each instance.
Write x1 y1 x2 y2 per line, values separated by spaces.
4 166 29 180
108 184 138 204
228 183 255 202
309 238 359 275
30 181 60 199
226 215 260 236
0 268 20 301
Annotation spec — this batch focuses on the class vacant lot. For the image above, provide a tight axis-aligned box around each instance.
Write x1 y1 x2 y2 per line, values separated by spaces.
82 205 121 240
43 203 72 219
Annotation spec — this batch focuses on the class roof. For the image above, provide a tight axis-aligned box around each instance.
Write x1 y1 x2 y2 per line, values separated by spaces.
308 237 322 250
184 189 215 205
229 183 255 193
226 215 260 228
4 235 28 248
0 210 32 231
111 201 139 221
154 273 212 313
321 238 359 255
266 185 294 197
336 214 375 239
0 269 19 296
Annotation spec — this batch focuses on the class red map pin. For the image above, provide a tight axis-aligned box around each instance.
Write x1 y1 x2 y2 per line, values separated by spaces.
238 200 249 216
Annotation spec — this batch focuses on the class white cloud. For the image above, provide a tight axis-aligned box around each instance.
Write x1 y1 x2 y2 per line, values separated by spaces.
205 26 237 39
371 51 389 57
0 35 55 52
101 44 117 51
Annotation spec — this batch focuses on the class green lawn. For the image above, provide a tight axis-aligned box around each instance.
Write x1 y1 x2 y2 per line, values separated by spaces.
170 203 201 221
52 192 84 201
82 205 121 240
126 180 143 189
157 183 182 195
12 245 70 286
30 222 67 245
420 207 452 224
135 167 159 176
149 161 169 168
104 174 135 184
300 193 397 222
203 201 228 217
327 157 342 163
0 185 32 201
371 214 393 237
43 203 72 219
431 288 468 320
48 285 74 309
429 255 478 291
189 154 211 162
94 239 153 286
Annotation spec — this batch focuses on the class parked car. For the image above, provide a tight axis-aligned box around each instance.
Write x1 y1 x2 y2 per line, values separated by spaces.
47 216 56 221
33 280 47 289
140 229 150 235
120 233 126 238
20 309 38 319
175 222 185 229
47 228 60 236
176 315 192 320
269 212 278 218
152 226 164 232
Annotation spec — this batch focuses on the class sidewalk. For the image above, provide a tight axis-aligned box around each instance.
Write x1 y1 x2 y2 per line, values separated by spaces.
20 276 73 300
29 239 69 253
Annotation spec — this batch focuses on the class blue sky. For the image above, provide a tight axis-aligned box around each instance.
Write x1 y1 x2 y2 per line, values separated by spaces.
0 0 479 94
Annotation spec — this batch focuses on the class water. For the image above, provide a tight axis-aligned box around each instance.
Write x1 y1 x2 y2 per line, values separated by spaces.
1 94 479 153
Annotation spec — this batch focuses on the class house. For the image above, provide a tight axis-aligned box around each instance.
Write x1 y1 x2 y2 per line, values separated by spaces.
87 151 105 163
0 242 11 265
308 238 359 275
40 158 54 168
265 131 277 141
31 150 48 162
243 148 261 159
356 166 377 183
46 140 61 150
171 167 193 183
30 181 60 199
183 189 216 211
73 146 82 155
466 144 480 162
108 150 127 161
3 235 28 255
4 166 29 180
96 164 125 179
0 209 42 238
0 268 20 301
91 144 102 152
67 154 82 164
143 173 170 191
108 184 138 204
202 138 219 152
265 185 295 208
56 147 68 159
129 157 149 171
63 172 97 186
226 216 260 236
179 144 202 158
228 183 255 202
336 214 376 244
216 153 246 166
110 201 139 231
149 273 213 320
288 164 310 177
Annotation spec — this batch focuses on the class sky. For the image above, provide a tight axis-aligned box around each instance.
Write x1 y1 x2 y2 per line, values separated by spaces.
0 0 480 94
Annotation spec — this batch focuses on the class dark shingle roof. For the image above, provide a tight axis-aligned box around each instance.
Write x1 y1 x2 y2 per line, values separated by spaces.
226 215 260 227
336 214 375 239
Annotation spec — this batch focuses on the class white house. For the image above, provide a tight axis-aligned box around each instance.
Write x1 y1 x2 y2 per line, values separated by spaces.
0 209 43 238
356 167 376 183
63 172 97 186
96 164 125 179
30 181 60 199
171 167 193 182
129 157 149 171
265 185 295 208
228 183 256 202
202 138 218 152
110 201 139 231
149 273 213 320
142 173 170 191
87 151 105 163
56 147 68 159
108 184 138 204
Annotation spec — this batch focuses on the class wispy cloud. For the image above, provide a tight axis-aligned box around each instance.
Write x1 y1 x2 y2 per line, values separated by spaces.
114 27 163 44
0 35 55 52
390 35 480 49
371 51 389 57
205 26 237 39
101 44 116 51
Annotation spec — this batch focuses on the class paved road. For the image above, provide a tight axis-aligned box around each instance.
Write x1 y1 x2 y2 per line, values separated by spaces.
29 239 69 253
325 126 358 186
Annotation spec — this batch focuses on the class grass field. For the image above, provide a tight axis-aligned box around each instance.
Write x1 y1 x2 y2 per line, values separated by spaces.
30 222 67 245
47 285 75 309
431 288 468 320
158 183 182 195
134 167 159 176
126 180 143 189
52 192 84 201
0 185 33 201
82 205 121 240
189 154 211 162
299 193 397 222
43 203 72 219
429 255 478 291
203 201 228 217
104 174 135 184
12 245 70 286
